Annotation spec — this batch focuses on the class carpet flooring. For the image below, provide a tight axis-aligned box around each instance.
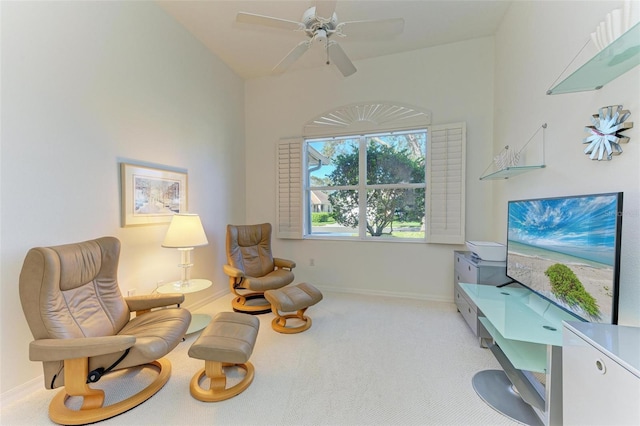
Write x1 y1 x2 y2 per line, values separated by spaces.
1 291 518 425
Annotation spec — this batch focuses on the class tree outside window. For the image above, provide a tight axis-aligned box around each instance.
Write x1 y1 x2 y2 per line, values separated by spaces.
306 130 426 239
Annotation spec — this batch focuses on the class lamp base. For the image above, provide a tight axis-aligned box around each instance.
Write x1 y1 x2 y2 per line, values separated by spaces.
173 280 192 289
174 247 194 289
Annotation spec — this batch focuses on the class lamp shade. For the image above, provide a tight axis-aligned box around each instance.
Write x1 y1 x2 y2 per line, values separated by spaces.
162 214 208 248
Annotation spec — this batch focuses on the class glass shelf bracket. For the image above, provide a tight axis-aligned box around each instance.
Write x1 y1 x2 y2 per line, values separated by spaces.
547 22 640 95
480 124 547 181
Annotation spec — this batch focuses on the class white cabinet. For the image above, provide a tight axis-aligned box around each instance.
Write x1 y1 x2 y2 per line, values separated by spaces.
454 251 508 343
563 322 640 425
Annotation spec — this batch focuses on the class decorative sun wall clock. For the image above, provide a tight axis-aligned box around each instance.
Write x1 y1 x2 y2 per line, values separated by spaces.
584 105 633 161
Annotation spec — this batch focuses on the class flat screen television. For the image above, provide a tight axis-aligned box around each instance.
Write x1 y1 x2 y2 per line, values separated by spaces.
506 192 623 324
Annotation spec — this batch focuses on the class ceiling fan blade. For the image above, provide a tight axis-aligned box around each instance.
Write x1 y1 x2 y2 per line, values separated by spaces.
337 18 405 39
237 12 304 31
273 41 312 74
328 42 357 77
314 0 337 21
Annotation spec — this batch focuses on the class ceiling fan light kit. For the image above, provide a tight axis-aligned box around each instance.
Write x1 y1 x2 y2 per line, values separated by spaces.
315 29 328 44
236 1 404 77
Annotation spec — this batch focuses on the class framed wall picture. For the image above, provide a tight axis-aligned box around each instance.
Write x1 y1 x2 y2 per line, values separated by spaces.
120 163 187 226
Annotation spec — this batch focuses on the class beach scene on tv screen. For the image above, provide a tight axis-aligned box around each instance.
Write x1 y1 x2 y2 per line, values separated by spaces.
507 194 619 323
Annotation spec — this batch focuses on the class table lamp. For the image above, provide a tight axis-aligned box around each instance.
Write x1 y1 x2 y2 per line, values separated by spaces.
162 213 208 288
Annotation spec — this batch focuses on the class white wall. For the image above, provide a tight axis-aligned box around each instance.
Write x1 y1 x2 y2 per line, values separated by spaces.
493 1 640 326
243 1 640 326
0 2 245 393
245 37 496 301
3 0 638 400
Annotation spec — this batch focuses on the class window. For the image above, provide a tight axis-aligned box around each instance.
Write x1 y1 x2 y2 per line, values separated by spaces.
277 122 466 244
306 130 427 240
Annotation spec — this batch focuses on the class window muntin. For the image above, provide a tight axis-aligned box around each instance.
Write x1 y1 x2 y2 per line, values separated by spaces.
365 188 425 239
306 130 427 240
366 133 426 185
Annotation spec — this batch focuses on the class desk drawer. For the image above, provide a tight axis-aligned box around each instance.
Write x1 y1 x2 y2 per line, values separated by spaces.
455 282 477 335
455 254 478 284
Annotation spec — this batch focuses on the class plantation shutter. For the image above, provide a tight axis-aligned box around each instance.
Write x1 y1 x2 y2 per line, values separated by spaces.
426 122 466 244
276 138 304 239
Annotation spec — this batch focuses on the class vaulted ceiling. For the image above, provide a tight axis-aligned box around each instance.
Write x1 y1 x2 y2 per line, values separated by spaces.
158 1 511 79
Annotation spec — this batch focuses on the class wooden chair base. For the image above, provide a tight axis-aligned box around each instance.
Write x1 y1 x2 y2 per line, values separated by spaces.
271 311 312 334
190 360 255 402
232 293 272 315
49 358 170 425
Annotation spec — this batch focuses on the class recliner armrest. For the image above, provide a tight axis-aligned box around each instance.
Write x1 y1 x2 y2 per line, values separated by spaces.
29 335 136 362
125 293 184 313
274 258 296 270
223 264 245 278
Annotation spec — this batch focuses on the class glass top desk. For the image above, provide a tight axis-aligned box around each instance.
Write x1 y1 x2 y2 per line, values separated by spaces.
460 283 581 426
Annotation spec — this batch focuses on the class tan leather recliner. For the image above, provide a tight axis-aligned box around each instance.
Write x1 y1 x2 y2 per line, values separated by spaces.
223 223 295 314
19 236 191 425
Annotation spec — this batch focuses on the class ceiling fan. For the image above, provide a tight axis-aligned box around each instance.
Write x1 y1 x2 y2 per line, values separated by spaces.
236 0 405 77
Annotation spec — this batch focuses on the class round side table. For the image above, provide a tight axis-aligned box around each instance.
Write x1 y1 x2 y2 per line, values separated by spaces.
156 278 212 334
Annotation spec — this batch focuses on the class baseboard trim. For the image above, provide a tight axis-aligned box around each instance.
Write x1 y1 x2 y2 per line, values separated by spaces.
0 375 43 410
184 286 454 308
314 284 454 304
183 287 227 312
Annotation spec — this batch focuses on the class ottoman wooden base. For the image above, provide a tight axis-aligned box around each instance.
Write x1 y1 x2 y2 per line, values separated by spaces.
264 283 323 334
190 361 255 402
188 312 259 402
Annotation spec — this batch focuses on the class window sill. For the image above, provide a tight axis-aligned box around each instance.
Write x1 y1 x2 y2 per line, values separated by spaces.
304 235 427 244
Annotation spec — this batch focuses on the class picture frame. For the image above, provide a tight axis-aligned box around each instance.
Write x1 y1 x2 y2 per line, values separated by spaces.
120 163 187 226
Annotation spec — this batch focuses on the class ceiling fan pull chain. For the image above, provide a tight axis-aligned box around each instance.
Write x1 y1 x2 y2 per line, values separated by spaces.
326 42 330 65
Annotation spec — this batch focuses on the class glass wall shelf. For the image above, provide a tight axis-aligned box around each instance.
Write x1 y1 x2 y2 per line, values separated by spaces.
480 165 546 181
547 22 640 95
480 124 547 181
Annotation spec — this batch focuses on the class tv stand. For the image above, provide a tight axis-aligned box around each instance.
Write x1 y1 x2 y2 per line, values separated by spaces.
460 283 580 426
496 279 517 288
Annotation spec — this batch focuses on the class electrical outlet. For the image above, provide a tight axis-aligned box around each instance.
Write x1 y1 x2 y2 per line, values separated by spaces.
309 258 315 267
127 288 136 297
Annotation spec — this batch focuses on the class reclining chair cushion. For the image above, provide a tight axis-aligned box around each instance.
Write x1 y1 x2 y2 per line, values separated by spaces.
243 269 295 292
20 241 130 340
226 224 275 275
96 308 190 371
